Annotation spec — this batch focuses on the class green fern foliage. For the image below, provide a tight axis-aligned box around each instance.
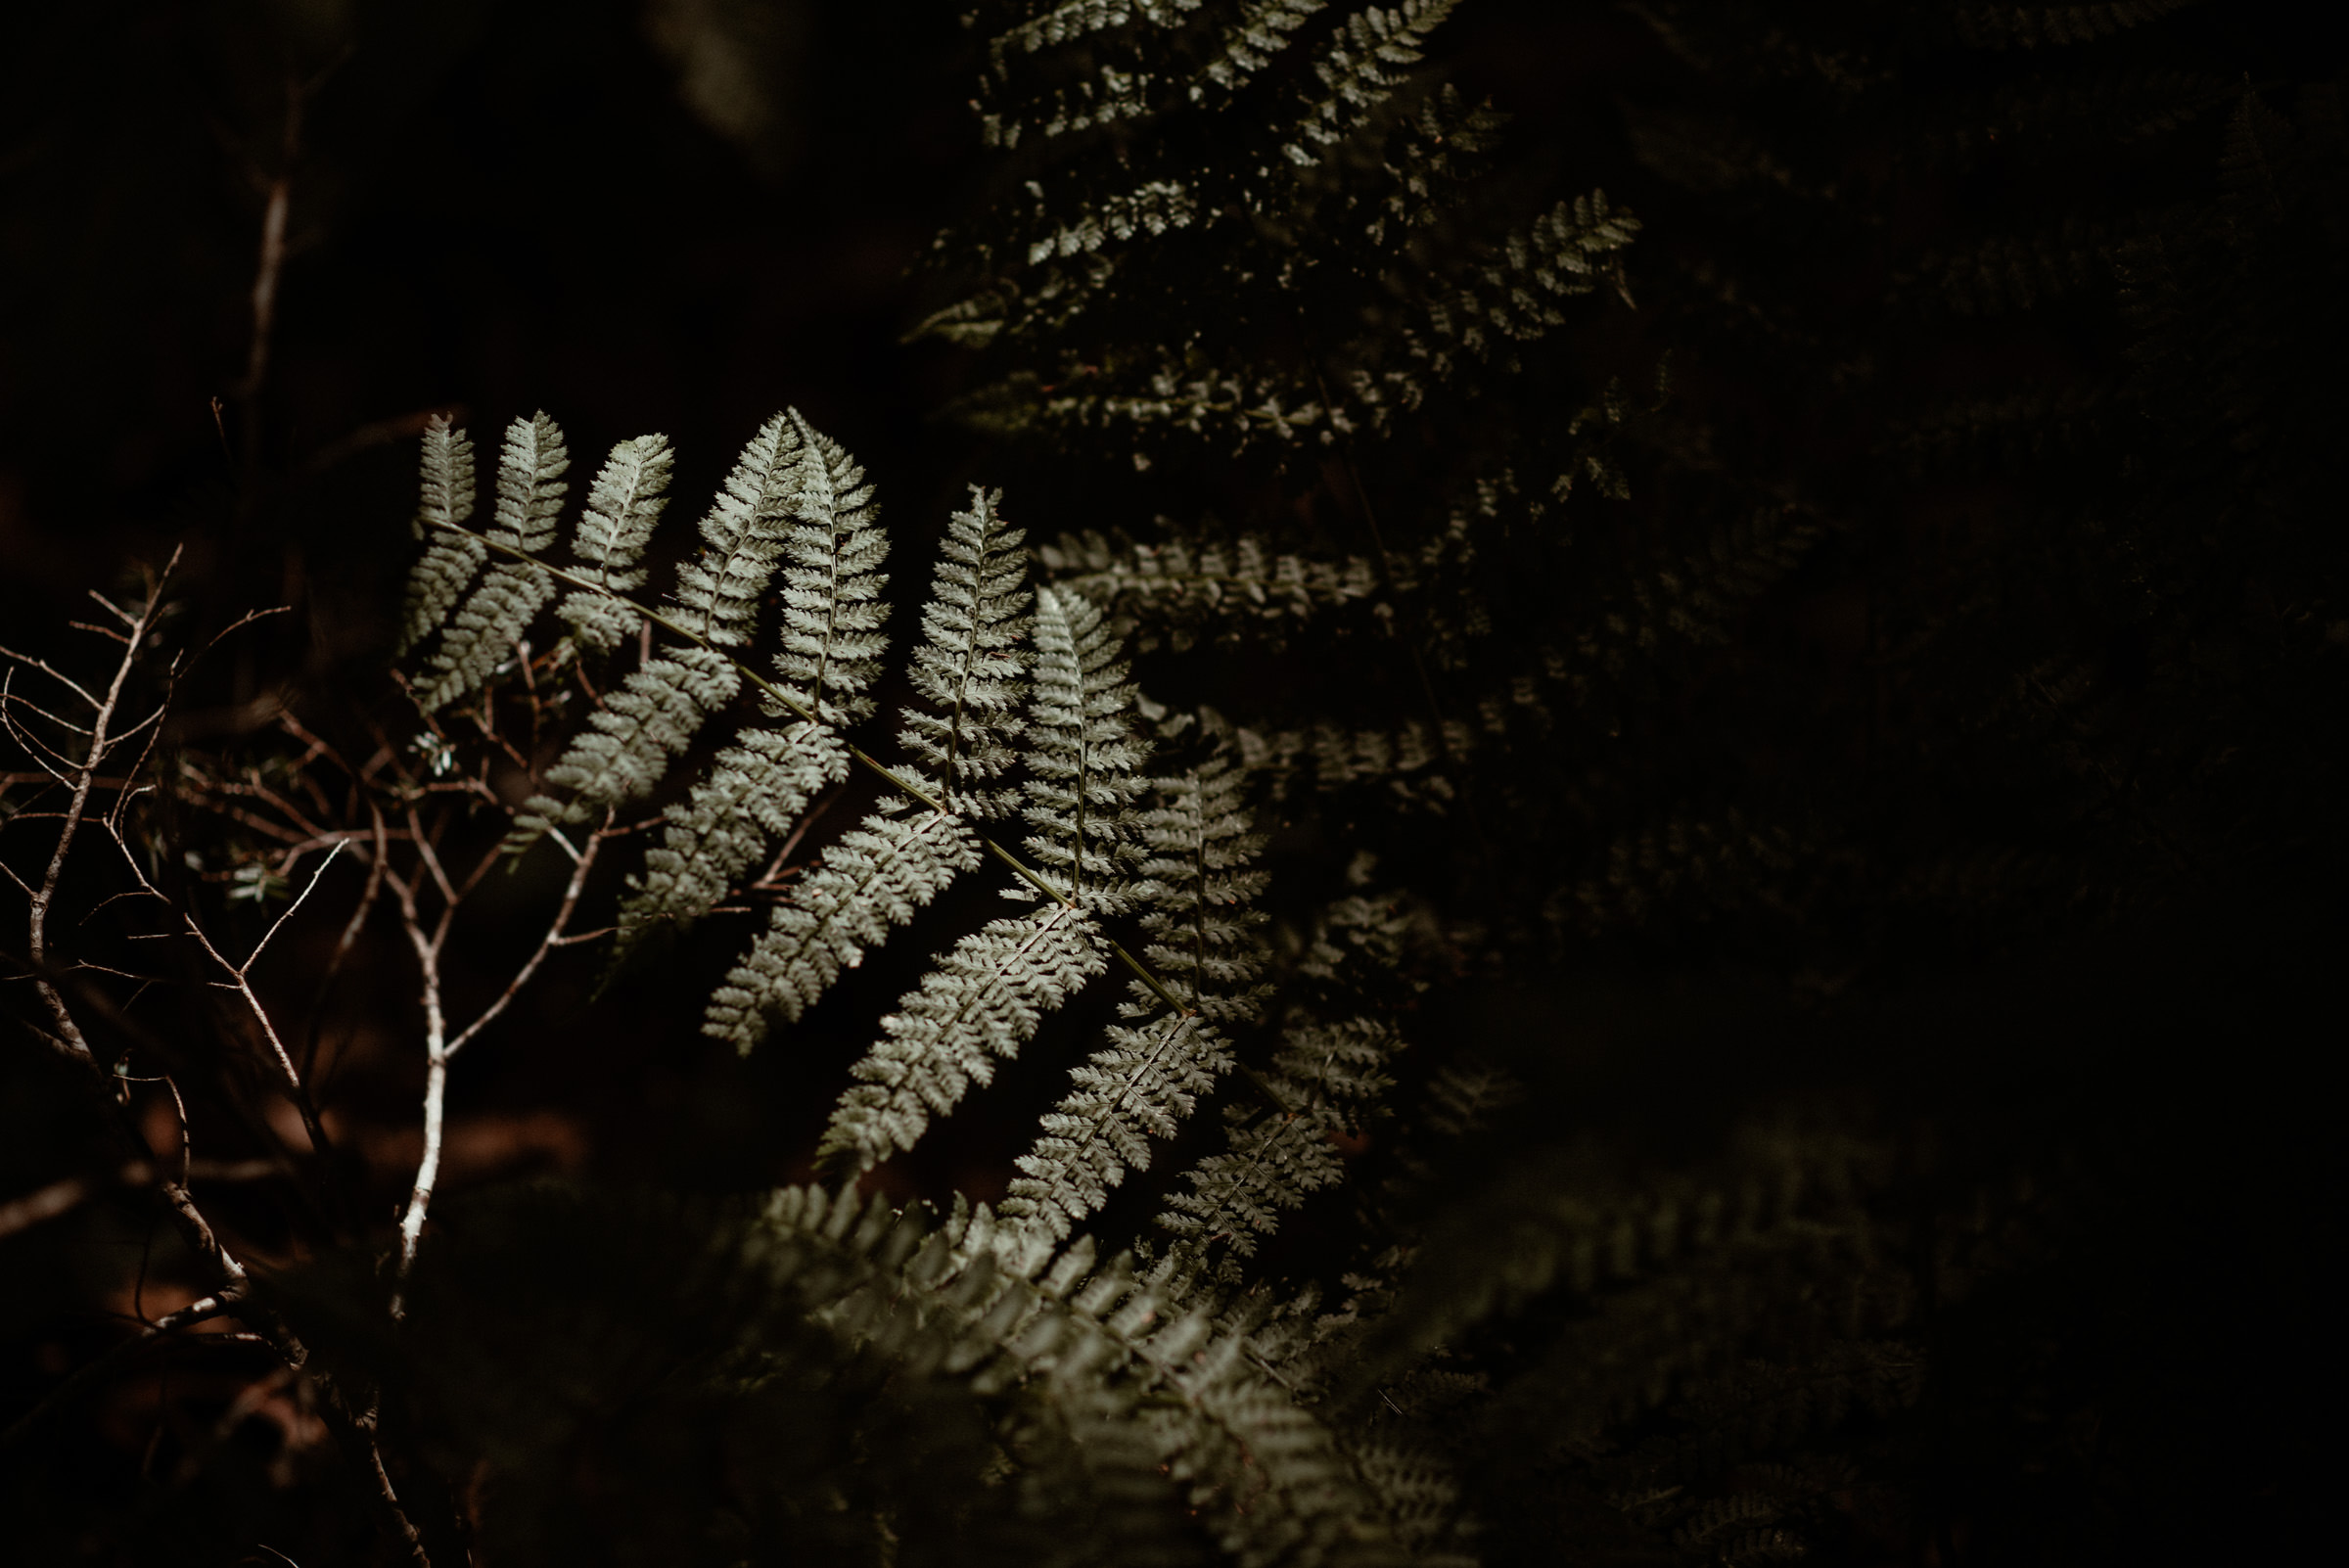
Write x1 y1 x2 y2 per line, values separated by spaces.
821 900 1111 1171
1024 585 1150 909
1002 746 1272 1240
1128 749 1271 1026
903 486 1034 817
674 410 810 648
1037 529 1382 653
558 432 672 652
699 487 1036 1051
513 411 821 836
397 414 482 656
1284 0 1457 167
1160 894 1405 1267
703 801 986 1050
772 412 891 725
619 719 851 946
396 414 1274 1219
523 646 743 834
413 411 568 711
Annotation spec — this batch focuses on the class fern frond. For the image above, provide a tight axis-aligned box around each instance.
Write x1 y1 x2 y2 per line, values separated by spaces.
772 410 891 724
1127 749 1271 1023
703 802 985 1054
1888 379 2113 478
1145 1309 1410 1567
1038 529 1381 653
513 411 874 838
397 415 482 656
1402 191 1640 382
558 433 673 652
985 0 1204 69
980 0 1324 151
902 485 1034 817
820 900 1108 1170
1003 750 1271 1241
1003 1014 1235 1244
617 718 851 946
1023 585 1151 911
415 411 569 711
1341 1126 1902 1404
1548 807 1800 941
1343 1437 1475 1565
1029 177 1206 266
518 647 742 831
1160 1015 1401 1259
918 1212 1410 1568
1283 0 1460 165
671 410 809 647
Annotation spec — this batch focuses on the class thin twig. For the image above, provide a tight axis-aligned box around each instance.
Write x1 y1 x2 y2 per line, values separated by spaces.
444 819 605 1060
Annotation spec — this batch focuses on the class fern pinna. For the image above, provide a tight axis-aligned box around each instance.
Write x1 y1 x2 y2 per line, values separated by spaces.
399 409 1269 1232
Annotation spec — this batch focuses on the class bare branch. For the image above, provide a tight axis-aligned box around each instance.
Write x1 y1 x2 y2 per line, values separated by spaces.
446 819 603 1059
244 839 345 971
24 546 181 1072
0 642 103 710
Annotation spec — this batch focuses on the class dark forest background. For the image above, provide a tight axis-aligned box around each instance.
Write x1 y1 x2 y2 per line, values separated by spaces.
2 1 2340 1564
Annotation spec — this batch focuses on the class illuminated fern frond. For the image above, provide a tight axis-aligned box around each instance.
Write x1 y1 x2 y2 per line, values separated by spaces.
520 648 743 832
1023 585 1151 911
1004 1015 1233 1245
397 415 481 655
672 410 809 647
515 414 816 835
901 485 1034 817
703 802 984 1054
772 410 891 725
614 429 893 934
558 433 673 652
1029 177 1206 266
1003 748 1271 1241
616 719 851 946
820 899 1108 1170
692 490 1035 1054
416 411 569 710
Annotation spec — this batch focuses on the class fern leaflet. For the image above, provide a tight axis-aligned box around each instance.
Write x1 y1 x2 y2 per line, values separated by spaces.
673 410 809 648
772 410 890 725
902 486 1034 818
699 487 1036 1049
558 433 672 652
1025 585 1150 910
820 899 1109 1170
415 411 568 711
513 414 811 834
616 719 851 947
1004 749 1271 1241
703 802 984 1053
397 415 482 657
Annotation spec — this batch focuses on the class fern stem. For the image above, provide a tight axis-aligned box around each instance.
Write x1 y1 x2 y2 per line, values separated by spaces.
420 516 1195 1019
